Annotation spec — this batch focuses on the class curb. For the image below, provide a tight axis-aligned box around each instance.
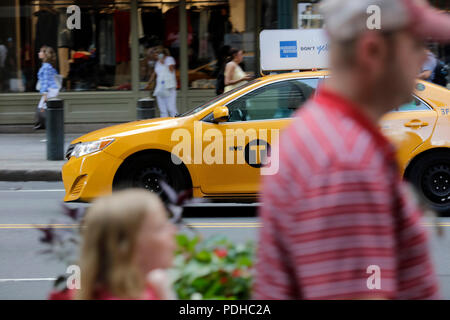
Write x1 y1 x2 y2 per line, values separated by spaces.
0 123 123 134
0 170 62 182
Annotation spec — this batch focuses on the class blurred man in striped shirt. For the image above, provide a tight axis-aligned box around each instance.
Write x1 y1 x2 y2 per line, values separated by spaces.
254 0 450 300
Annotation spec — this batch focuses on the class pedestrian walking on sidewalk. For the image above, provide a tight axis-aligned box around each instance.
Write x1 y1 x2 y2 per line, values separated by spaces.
223 48 252 93
254 0 450 300
214 45 230 95
74 189 177 300
151 47 178 117
418 48 438 82
34 45 61 130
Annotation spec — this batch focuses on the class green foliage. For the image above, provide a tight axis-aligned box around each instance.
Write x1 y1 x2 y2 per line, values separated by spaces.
170 234 255 300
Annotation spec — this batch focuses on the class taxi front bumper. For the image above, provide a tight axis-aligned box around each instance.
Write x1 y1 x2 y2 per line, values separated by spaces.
62 150 123 202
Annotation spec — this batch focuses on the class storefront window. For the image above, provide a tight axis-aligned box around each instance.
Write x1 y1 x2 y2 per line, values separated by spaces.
297 1 323 30
137 0 256 92
0 0 132 93
184 0 256 90
0 0 316 95
138 1 181 91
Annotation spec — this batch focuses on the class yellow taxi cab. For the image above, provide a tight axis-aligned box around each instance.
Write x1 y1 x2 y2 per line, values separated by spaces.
62 71 450 213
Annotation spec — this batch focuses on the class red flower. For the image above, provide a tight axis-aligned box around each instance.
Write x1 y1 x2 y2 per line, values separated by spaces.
220 277 228 284
214 248 227 258
232 269 242 278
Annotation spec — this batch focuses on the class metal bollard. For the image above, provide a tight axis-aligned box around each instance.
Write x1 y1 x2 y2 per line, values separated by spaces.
46 98 64 161
137 97 156 120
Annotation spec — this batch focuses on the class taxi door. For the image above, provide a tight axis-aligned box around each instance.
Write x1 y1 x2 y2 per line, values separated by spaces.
198 78 320 196
380 96 438 169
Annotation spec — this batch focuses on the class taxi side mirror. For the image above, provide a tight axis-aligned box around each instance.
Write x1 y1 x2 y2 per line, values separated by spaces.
212 106 229 123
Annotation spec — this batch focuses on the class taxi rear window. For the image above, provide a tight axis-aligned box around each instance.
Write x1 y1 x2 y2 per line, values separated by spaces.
395 96 431 112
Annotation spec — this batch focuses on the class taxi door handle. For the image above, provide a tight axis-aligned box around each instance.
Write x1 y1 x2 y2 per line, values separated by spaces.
404 119 428 128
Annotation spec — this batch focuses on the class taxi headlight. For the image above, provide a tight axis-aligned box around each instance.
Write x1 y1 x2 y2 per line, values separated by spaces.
71 139 114 158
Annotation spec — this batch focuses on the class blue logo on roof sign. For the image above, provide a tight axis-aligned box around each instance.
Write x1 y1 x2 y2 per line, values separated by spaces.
280 41 297 58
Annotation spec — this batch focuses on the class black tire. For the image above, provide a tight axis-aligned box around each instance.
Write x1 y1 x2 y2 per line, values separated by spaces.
406 151 450 215
113 152 191 195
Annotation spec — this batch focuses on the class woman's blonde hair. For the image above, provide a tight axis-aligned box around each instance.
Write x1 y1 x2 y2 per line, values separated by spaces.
75 189 167 300
40 45 56 68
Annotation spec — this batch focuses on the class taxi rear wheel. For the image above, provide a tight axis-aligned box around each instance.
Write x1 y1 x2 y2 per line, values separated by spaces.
113 152 191 195
406 151 450 215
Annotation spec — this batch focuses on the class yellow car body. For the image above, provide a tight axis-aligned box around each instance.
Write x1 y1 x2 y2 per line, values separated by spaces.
62 71 450 211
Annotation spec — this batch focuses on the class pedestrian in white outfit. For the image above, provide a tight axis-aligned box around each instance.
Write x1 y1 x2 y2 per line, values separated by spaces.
152 48 178 117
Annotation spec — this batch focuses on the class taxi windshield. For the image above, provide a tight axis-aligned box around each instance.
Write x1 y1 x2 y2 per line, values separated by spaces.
177 79 261 117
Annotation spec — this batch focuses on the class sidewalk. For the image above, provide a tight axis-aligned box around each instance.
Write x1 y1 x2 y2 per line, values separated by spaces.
0 133 81 181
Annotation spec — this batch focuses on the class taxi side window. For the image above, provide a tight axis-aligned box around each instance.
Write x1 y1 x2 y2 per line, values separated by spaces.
226 78 319 122
395 97 431 112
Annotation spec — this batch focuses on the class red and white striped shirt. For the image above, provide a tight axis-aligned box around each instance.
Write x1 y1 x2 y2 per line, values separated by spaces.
254 88 439 300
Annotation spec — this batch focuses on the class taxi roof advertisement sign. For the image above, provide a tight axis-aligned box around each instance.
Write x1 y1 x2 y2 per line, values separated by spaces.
259 29 329 71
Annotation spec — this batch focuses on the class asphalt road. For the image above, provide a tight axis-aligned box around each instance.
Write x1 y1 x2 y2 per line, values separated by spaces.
0 182 259 299
1 182 450 299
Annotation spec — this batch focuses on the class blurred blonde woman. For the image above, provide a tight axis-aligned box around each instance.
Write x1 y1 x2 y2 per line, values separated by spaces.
75 189 177 300
34 45 60 130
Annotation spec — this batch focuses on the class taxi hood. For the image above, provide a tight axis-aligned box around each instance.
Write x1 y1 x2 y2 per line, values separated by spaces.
71 117 182 143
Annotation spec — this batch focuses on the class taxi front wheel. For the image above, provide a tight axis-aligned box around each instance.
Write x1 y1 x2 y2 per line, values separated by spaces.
406 151 450 216
113 152 192 195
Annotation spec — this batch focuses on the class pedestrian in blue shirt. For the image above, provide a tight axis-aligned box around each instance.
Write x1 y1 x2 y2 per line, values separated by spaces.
419 49 438 82
34 45 60 130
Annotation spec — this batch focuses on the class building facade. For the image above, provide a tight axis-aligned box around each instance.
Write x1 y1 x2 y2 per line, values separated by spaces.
0 0 447 125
